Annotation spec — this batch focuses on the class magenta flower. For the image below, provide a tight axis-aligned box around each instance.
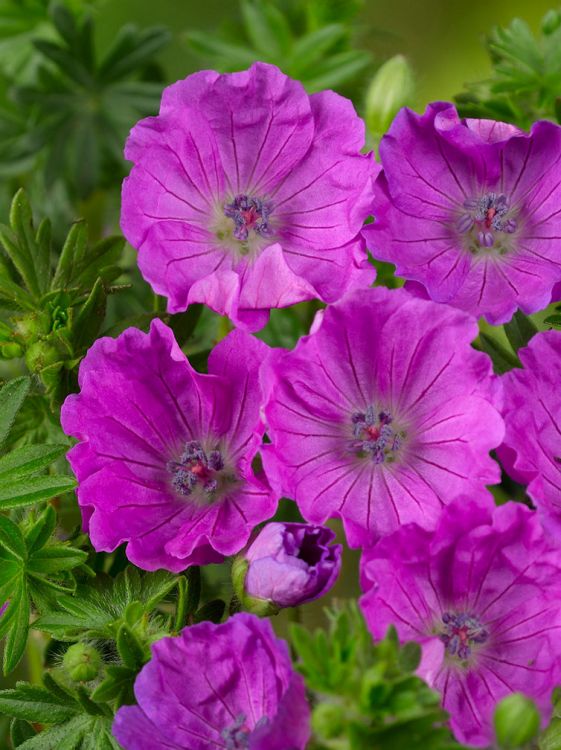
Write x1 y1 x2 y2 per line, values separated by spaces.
112 613 310 750
61 321 277 572
234 522 342 612
360 499 561 747
261 286 503 547
121 62 378 331
498 330 561 535
364 102 561 324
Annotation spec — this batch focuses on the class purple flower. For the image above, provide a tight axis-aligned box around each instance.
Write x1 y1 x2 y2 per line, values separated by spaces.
261 286 503 547
121 62 378 331
498 330 561 535
112 613 310 750
233 522 342 613
0 602 8 619
360 499 561 747
61 321 277 572
364 103 561 324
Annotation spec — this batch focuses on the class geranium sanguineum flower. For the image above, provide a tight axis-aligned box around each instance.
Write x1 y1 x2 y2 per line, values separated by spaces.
61 321 276 572
498 330 561 535
261 287 503 548
121 61 378 331
233 522 342 613
364 102 561 324
360 499 561 747
112 613 310 750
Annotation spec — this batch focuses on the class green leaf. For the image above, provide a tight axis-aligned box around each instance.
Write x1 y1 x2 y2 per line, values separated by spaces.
28 544 87 574
0 515 27 561
4 190 41 297
477 332 521 374
98 25 170 83
3 588 30 675
0 682 80 723
0 444 67 480
90 665 136 706
52 221 88 290
72 277 106 351
503 310 538 353
0 376 30 451
174 566 201 631
10 717 36 747
116 623 147 670
544 313 561 329
15 716 87 749
0 474 76 510
397 641 421 673
240 0 292 58
25 505 58 554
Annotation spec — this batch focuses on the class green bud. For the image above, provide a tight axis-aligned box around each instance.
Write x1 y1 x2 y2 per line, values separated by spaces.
25 340 64 373
231 556 278 617
542 9 561 35
494 693 540 748
312 702 346 740
63 643 102 682
13 312 51 340
365 55 415 139
0 342 23 359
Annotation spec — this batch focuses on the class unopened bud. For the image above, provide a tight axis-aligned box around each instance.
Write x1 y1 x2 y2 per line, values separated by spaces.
494 693 540 748
365 55 415 139
542 9 561 35
63 643 102 682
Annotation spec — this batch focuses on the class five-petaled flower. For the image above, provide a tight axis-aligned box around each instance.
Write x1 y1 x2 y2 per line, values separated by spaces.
113 613 311 750
360 499 561 747
121 61 378 330
261 286 503 547
364 102 561 324
61 320 276 572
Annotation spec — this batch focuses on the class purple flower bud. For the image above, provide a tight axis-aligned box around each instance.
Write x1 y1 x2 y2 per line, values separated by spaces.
234 523 342 613
0 602 7 619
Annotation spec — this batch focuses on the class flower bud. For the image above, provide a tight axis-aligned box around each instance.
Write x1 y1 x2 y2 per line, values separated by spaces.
233 522 342 614
0 602 8 619
365 54 415 139
63 643 102 682
494 693 540 748
542 9 561 35
24 339 64 373
0 342 23 359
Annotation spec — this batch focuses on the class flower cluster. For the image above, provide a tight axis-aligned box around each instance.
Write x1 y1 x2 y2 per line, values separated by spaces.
57 62 561 750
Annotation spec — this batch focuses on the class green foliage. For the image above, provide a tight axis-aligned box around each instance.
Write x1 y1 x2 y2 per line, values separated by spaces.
291 602 466 749
0 681 120 749
0 190 124 404
456 8 561 128
0 506 87 675
185 0 371 94
5 3 170 200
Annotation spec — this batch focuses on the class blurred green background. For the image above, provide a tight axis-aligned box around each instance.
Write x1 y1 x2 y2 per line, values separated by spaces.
96 0 556 110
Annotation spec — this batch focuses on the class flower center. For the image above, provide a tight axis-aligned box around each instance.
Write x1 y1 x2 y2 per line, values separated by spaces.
167 440 224 497
222 714 251 750
224 194 273 243
440 612 489 660
350 406 404 464
457 192 517 253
